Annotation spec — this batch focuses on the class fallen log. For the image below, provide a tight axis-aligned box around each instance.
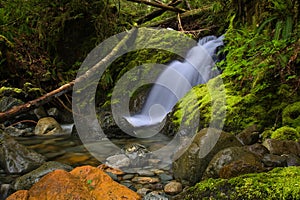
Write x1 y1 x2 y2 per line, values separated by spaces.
0 28 137 123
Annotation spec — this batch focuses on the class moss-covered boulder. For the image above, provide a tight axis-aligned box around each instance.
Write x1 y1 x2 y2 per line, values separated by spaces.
174 166 300 200
270 126 300 141
282 101 300 128
172 128 242 186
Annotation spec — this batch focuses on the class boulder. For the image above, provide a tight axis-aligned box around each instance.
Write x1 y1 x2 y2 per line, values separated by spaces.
263 139 300 156
8 166 141 200
172 128 242 186
203 146 264 179
236 124 259 145
0 131 45 174
34 117 63 135
14 161 73 190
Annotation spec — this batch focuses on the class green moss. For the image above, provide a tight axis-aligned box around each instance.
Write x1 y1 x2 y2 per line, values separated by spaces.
282 101 300 128
179 167 300 200
270 126 300 141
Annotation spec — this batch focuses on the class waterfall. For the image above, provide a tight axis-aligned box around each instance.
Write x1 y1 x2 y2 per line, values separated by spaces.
124 35 224 129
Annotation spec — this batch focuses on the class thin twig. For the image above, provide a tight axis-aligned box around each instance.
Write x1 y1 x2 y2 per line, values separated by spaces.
126 0 186 13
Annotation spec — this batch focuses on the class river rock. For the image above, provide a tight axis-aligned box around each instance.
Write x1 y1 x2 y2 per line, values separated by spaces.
132 177 160 184
172 128 242 186
14 161 73 190
164 181 182 195
34 117 64 135
236 124 259 145
203 146 264 179
143 191 169 200
8 166 141 200
106 154 131 169
263 139 300 156
0 131 45 174
137 169 155 177
0 96 23 112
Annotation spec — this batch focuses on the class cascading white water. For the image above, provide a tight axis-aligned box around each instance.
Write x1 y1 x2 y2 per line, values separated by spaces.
124 35 224 129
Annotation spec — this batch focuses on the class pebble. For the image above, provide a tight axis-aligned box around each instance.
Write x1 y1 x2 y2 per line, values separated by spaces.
106 154 130 169
122 174 135 180
143 191 169 200
159 173 173 183
137 187 151 196
164 181 182 195
137 169 155 177
132 177 160 184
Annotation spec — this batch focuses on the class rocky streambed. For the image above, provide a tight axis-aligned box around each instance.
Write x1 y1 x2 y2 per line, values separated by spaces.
1 115 300 199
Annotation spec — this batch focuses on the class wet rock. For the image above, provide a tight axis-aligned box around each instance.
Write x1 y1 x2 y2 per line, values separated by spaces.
158 173 173 183
6 190 29 200
0 131 45 174
71 166 141 199
203 146 263 179
173 128 242 186
0 96 23 112
263 139 300 156
262 154 287 167
97 164 125 175
137 169 155 177
4 126 34 137
9 166 142 199
34 117 64 135
33 107 47 119
122 174 135 180
137 187 151 196
236 124 259 145
106 154 131 169
283 154 300 166
14 161 73 190
143 191 169 200
246 143 269 158
132 177 160 184
164 181 182 195
47 107 74 123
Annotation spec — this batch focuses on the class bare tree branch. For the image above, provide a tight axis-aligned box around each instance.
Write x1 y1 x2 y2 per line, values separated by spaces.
0 28 138 123
126 0 186 13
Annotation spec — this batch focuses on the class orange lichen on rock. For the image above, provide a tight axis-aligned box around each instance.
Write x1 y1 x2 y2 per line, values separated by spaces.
6 190 29 200
7 166 141 200
71 165 141 200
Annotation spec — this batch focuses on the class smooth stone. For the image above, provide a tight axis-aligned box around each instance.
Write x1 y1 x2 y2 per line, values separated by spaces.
121 181 137 192
158 173 173 183
106 172 119 182
143 191 169 200
14 161 73 190
151 169 164 175
137 187 151 196
122 174 135 180
106 154 131 169
164 181 182 195
34 117 64 135
132 177 160 184
137 169 155 177
0 131 45 174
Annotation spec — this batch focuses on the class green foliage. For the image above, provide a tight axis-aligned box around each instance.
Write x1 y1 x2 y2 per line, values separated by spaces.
282 101 300 128
270 126 300 141
181 167 300 200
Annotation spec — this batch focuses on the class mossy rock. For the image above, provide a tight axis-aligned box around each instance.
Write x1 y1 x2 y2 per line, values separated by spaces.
282 101 300 128
270 126 300 141
174 166 300 200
